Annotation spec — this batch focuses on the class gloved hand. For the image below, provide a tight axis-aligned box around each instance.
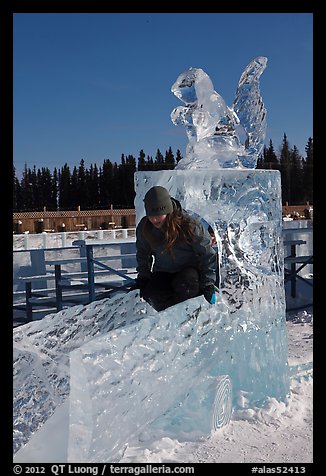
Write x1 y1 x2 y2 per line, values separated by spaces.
203 285 216 304
129 275 149 295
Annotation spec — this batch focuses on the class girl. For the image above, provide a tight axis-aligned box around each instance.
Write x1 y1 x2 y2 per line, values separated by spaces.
133 186 217 311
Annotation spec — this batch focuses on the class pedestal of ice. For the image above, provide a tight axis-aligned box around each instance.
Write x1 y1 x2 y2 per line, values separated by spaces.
135 168 289 397
67 168 290 463
66 162 290 461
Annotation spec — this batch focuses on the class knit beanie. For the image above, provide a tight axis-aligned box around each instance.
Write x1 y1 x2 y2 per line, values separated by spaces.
144 186 173 216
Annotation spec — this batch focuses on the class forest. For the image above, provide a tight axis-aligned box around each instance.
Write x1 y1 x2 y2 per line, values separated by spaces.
13 135 313 212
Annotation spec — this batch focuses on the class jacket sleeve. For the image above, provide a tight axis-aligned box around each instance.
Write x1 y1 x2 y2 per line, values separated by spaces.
135 219 153 279
192 222 217 289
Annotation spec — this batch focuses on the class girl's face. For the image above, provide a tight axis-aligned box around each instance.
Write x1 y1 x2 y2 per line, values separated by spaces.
148 215 167 229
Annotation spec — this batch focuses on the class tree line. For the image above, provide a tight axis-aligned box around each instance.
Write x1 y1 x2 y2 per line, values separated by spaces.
13 135 313 212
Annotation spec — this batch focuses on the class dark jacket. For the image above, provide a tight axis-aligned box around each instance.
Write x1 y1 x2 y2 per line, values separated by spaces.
135 198 217 290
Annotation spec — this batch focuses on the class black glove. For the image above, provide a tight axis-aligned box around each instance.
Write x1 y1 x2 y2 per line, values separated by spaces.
129 275 149 295
203 285 216 304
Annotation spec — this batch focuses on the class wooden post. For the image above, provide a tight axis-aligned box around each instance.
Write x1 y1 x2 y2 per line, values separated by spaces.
42 231 47 249
24 233 29 250
290 244 297 299
25 281 33 322
61 231 67 247
30 249 46 290
86 245 96 303
55 265 63 311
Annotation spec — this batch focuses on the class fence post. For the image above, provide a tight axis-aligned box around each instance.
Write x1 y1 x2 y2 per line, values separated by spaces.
78 241 87 273
61 232 67 248
25 281 33 322
86 245 96 303
55 265 63 311
42 231 48 249
24 233 29 250
30 249 47 290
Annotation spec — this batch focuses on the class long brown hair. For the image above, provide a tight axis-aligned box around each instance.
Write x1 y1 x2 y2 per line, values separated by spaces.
143 209 197 254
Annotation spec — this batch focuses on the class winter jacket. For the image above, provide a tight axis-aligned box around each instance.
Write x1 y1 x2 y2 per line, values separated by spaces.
135 198 217 290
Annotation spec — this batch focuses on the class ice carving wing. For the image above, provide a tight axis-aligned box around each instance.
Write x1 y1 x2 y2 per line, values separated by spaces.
232 56 267 167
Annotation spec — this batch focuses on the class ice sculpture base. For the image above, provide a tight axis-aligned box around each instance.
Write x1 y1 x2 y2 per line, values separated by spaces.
67 293 289 463
13 168 290 463
135 169 286 317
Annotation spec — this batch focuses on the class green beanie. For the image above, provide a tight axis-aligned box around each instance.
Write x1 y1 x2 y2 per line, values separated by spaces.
144 186 173 216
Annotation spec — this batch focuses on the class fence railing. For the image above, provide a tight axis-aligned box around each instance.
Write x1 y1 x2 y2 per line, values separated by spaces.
13 239 137 325
13 228 136 251
13 230 313 326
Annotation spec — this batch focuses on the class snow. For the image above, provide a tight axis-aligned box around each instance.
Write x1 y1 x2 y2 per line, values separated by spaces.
13 232 313 464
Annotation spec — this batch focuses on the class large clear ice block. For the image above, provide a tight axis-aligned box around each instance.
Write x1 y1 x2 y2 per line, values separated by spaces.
66 169 289 462
135 169 285 319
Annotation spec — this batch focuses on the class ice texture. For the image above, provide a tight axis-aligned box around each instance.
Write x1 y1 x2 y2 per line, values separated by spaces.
13 292 288 463
67 292 289 463
13 294 152 455
135 169 285 314
171 57 267 169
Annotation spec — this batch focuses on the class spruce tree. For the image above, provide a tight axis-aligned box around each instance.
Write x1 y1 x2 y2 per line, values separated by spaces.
265 139 279 170
99 159 114 208
279 134 292 204
175 149 183 164
87 163 100 209
137 149 146 171
70 166 79 209
154 149 164 169
58 164 72 210
77 159 88 209
303 137 313 204
164 146 176 169
289 145 304 204
13 166 21 212
51 168 59 210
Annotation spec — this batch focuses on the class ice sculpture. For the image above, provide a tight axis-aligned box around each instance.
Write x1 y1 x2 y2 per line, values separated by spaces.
66 166 290 462
14 285 288 463
13 56 290 463
171 56 267 169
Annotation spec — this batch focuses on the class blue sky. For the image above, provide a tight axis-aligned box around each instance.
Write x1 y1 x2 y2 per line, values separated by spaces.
13 13 313 178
